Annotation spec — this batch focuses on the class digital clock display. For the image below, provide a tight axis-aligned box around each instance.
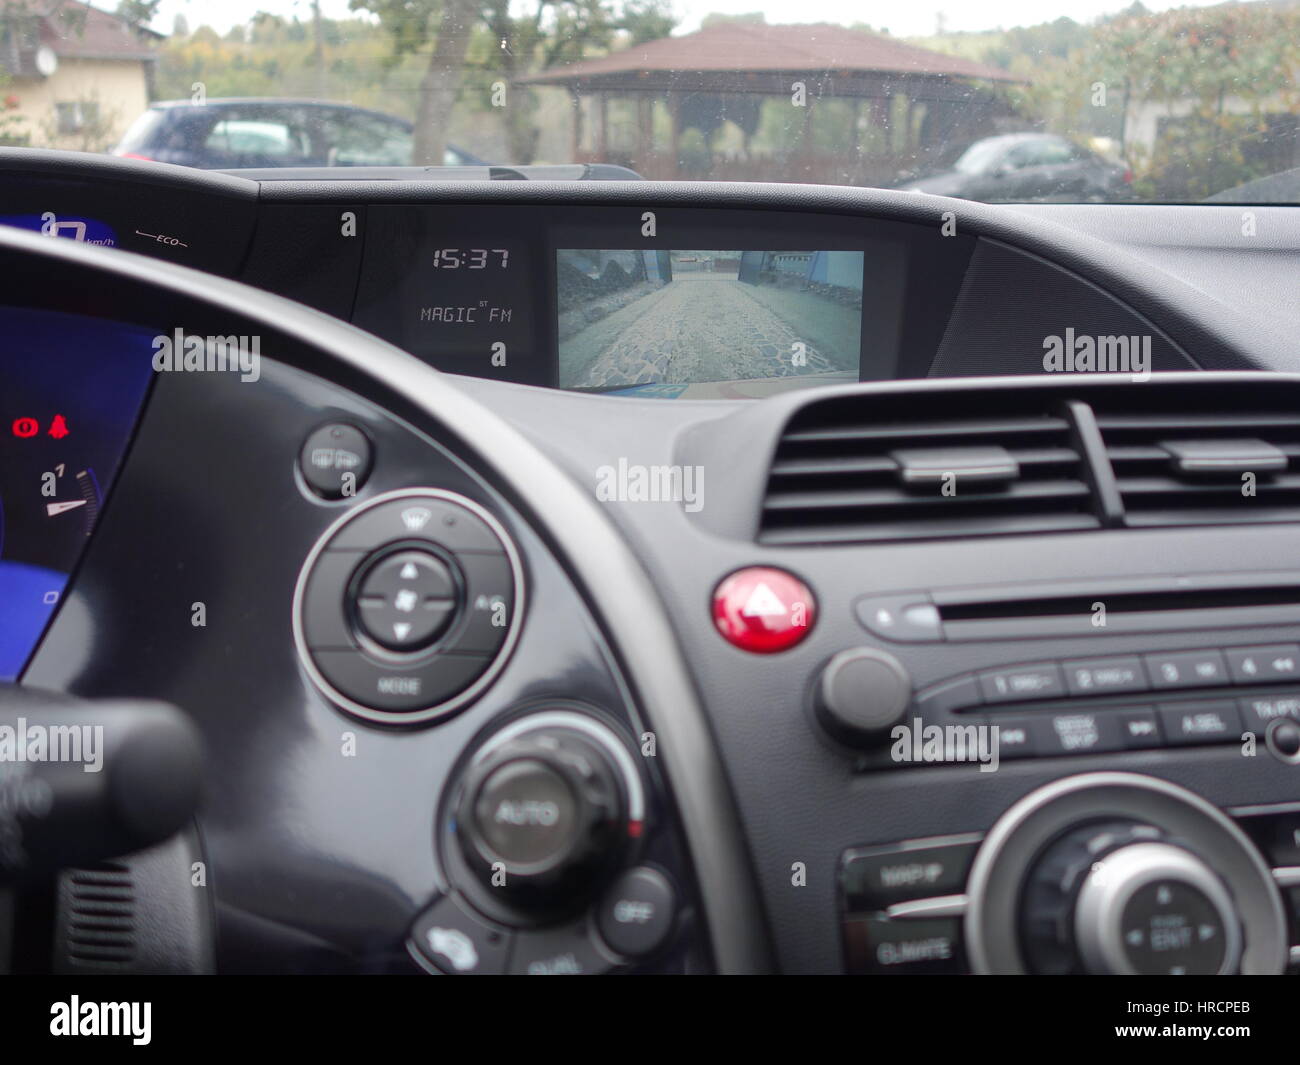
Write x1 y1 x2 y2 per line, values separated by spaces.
353 209 541 383
431 248 512 270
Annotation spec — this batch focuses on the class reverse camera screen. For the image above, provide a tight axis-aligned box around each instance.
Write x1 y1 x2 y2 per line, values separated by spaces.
557 249 866 399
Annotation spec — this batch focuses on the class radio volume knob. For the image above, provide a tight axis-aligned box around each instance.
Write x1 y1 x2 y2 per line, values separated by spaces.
814 647 912 745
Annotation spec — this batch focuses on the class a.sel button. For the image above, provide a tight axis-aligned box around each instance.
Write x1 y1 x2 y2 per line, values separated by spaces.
448 552 515 654
313 650 490 712
1158 701 1242 746
843 915 965 974
841 835 980 910
978 663 1065 703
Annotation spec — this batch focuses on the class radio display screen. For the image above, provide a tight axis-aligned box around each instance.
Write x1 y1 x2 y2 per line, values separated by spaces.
0 307 156 680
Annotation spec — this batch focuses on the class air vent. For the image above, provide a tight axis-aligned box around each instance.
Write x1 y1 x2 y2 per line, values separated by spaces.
1095 401 1300 527
760 396 1100 545
56 862 137 970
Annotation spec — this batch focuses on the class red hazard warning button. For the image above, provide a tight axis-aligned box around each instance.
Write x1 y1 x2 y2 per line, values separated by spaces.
712 567 816 653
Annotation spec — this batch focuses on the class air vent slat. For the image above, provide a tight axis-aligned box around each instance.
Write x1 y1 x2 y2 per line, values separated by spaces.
764 479 1092 512
1096 395 1300 528
780 415 1070 444
761 512 1099 546
760 398 1096 545
1096 413 1300 431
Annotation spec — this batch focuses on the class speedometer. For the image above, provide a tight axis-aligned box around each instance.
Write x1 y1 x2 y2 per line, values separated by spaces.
0 308 155 680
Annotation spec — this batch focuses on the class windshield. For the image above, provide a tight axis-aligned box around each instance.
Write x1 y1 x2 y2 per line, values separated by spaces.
0 0 1297 204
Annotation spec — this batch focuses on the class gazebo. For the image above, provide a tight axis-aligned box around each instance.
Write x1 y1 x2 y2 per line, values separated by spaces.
518 22 1022 185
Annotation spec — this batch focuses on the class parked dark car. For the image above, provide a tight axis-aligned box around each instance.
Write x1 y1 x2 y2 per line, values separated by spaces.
897 132 1131 202
112 99 487 170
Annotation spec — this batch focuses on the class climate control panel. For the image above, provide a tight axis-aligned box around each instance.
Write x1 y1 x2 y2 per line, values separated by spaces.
411 707 685 975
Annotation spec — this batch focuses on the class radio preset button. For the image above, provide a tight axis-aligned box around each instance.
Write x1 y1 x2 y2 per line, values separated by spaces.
1063 656 1146 696
1225 644 1300 685
1145 649 1228 690
978 663 1065 704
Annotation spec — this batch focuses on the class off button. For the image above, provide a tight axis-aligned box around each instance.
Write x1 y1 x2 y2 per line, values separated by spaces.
596 866 677 958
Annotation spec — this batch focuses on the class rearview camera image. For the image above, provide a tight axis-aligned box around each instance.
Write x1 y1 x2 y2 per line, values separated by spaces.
557 249 864 398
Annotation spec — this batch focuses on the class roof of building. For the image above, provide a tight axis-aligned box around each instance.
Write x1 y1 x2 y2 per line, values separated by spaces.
519 21 1018 85
1 1 159 78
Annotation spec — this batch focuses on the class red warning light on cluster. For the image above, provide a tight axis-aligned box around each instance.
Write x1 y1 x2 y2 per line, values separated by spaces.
9 415 71 438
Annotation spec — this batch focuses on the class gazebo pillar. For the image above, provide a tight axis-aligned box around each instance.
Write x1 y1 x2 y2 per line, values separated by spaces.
569 87 583 163
595 91 608 161
636 96 651 173
666 91 681 178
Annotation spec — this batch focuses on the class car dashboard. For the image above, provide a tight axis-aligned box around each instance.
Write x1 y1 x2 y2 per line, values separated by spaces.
2 149 1300 980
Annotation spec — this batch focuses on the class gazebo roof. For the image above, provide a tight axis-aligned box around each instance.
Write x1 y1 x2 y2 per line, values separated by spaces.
519 21 1018 87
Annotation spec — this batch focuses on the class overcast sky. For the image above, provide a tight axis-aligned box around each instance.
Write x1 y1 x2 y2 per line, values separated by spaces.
147 0 1232 40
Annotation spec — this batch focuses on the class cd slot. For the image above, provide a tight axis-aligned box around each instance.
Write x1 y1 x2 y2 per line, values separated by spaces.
933 573 1300 641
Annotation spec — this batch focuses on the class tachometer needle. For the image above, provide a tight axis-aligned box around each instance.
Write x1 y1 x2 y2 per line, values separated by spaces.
47 500 87 516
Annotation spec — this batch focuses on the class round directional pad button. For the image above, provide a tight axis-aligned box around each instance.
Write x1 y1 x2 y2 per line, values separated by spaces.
355 549 458 651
